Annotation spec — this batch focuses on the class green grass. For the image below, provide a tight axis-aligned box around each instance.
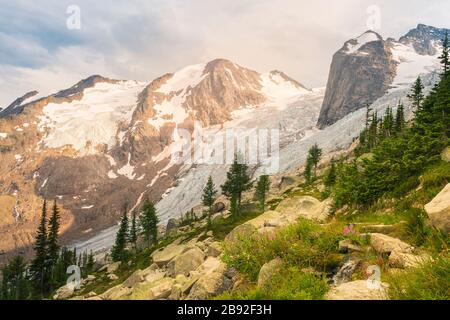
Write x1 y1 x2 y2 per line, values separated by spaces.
209 203 262 240
222 218 345 281
216 267 328 300
387 255 450 300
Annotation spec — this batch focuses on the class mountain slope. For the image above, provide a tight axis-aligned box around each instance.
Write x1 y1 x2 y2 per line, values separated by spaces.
0 59 316 259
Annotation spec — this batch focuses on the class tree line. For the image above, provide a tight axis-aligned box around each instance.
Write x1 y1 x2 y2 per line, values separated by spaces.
1 200 94 299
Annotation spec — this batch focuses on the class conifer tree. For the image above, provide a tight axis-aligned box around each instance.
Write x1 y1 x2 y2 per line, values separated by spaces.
395 103 405 133
128 210 138 250
30 200 48 297
202 176 217 227
221 155 253 218
139 200 159 247
408 76 425 112
324 161 337 188
304 158 313 184
47 201 60 271
307 144 322 177
111 208 129 262
254 175 271 212
439 31 449 76
0 256 29 300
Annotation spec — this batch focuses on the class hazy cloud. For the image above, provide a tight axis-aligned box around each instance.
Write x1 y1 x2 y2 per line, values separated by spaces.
0 0 449 106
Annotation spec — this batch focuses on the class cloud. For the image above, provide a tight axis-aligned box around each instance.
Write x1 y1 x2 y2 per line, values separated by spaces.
0 0 449 106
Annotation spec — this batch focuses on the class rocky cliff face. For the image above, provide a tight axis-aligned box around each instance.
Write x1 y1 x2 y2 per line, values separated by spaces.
317 25 447 128
317 31 396 128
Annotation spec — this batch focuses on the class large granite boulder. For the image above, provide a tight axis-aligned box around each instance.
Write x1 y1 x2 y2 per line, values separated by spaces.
424 183 450 233
166 247 205 277
326 280 389 300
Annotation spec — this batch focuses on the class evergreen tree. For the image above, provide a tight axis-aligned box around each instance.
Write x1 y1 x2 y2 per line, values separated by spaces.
47 200 60 278
254 175 271 212
408 77 425 112
111 208 129 262
395 103 405 133
0 256 30 300
202 176 217 227
324 161 337 188
439 31 449 76
304 158 313 184
84 251 95 276
221 155 253 218
30 200 48 297
307 144 322 177
128 210 138 250
139 200 159 247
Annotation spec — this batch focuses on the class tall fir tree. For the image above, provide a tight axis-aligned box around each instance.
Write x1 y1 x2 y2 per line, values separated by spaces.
128 210 138 250
0 256 30 300
139 200 159 247
307 144 322 177
408 76 425 113
111 208 129 262
395 103 405 133
30 200 48 297
221 155 253 218
47 201 60 273
254 175 271 212
439 31 449 76
304 158 313 184
202 176 217 227
324 161 337 188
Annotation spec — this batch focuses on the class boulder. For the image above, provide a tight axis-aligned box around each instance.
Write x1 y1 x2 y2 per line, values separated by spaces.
165 218 180 236
224 223 257 244
126 277 175 300
338 239 363 253
213 202 226 213
196 257 227 275
123 270 144 288
205 242 222 257
106 262 121 274
187 271 231 300
166 247 205 277
257 258 283 288
53 285 75 300
108 273 119 281
441 147 450 162
325 280 389 300
424 183 450 233
276 196 331 222
388 250 429 268
151 241 191 267
148 278 175 300
144 270 166 284
369 233 413 254
101 284 131 300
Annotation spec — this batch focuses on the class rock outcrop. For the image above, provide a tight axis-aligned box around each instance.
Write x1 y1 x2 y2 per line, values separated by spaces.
317 31 396 128
325 280 389 300
424 183 450 233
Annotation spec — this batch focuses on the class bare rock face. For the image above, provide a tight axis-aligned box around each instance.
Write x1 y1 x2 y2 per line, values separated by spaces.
424 183 450 233
317 31 396 128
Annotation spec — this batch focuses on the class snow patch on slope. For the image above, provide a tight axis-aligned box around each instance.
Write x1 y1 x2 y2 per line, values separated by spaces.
390 42 440 90
345 31 381 54
157 63 207 94
39 80 146 154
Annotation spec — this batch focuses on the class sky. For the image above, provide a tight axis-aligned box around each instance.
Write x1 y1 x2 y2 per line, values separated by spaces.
0 0 449 107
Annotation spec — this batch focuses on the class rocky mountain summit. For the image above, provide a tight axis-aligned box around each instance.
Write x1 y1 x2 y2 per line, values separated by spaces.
317 24 448 128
